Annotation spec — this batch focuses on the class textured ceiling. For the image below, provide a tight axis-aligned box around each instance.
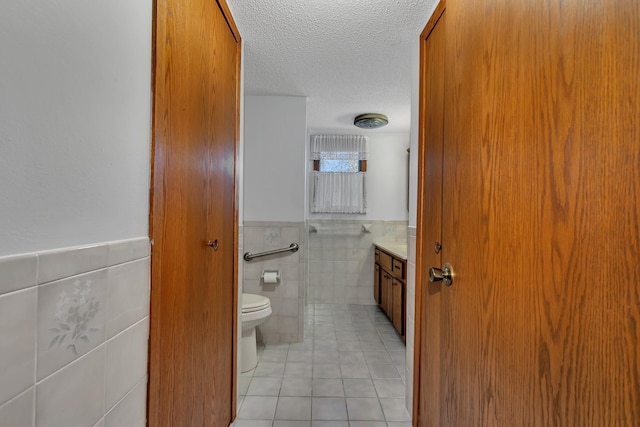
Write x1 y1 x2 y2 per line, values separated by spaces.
227 0 437 132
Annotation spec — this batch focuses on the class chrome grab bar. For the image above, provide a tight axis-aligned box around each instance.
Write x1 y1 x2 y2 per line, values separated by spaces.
244 243 299 261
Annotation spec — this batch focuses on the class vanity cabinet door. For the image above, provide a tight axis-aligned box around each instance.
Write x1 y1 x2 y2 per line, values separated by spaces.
374 264 381 304
374 245 407 339
392 278 404 335
380 269 393 315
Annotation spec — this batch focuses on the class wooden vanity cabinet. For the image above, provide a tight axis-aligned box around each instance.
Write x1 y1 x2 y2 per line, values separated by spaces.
381 270 392 315
374 245 406 339
391 277 403 333
374 263 381 304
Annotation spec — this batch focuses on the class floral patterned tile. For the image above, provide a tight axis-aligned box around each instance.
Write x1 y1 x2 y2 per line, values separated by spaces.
37 269 107 380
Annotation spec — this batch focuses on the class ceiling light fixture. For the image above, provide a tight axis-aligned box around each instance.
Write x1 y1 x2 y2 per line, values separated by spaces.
354 113 389 129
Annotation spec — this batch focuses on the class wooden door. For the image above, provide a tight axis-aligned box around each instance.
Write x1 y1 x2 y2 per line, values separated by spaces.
148 0 240 426
415 0 640 425
414 2 446 426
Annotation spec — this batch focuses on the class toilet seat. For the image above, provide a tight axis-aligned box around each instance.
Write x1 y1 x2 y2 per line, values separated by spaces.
242 293 270 313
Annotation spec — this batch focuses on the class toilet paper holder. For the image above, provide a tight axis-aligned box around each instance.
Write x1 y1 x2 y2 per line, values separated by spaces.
261 270 281 284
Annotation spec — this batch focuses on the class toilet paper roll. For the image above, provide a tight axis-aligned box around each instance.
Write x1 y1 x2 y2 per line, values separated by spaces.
262 271 279 283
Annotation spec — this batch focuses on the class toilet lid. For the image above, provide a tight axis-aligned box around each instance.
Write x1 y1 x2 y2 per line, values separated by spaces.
242 293 270 313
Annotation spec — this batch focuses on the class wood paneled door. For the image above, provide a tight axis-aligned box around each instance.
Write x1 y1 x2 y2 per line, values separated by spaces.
414 0 639 425
148 0 241 426
414 2 446 426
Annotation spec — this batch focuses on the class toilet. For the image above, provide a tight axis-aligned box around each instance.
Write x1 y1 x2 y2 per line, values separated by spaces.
241 293 272 372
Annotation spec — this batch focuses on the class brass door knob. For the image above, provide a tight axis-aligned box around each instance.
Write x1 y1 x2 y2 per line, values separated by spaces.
429 263 453 287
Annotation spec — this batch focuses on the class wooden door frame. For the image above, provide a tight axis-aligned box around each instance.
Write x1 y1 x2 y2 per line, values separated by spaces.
412 1 446 425
148 0 242 421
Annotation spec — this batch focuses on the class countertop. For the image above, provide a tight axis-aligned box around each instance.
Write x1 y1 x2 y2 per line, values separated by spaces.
373 241 408 260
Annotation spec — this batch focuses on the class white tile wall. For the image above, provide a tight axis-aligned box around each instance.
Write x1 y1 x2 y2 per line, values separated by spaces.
307 220 408 305
0 387 35 426
106 258 150 338
104 378 147 427
243 222 306 344
36 344 106 427
108 238 150 267
38 244 109 285
0 253 37 295
0 287 37 406
0 238 150 427
105 318 149 411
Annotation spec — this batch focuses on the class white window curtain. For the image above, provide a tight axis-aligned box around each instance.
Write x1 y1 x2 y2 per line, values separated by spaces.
311 134 368 214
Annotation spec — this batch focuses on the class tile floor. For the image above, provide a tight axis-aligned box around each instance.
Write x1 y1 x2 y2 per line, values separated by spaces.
232 304 411 427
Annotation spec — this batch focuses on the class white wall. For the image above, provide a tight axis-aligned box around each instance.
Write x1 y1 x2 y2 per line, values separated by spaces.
409 39 421 229
243 96 307 222
243 99 409 223
0 0 152 425
0 0 152 257
366 132 410 221
307 131 410 221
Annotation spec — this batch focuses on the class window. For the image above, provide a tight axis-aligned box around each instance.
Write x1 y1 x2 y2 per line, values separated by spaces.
316 151 365 173
311 135 368 214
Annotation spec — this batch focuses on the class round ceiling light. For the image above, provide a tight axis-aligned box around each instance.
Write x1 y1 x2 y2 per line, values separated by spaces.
354 113 389 129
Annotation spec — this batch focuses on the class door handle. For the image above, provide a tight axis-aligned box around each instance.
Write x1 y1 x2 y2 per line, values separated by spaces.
206 239 219 251
429 263 453 287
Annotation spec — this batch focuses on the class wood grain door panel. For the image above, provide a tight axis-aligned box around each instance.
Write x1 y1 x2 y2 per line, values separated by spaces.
415 0 639 425
414 3 446 426
149 0 240 425
441 0 639 425
203 5 239 423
